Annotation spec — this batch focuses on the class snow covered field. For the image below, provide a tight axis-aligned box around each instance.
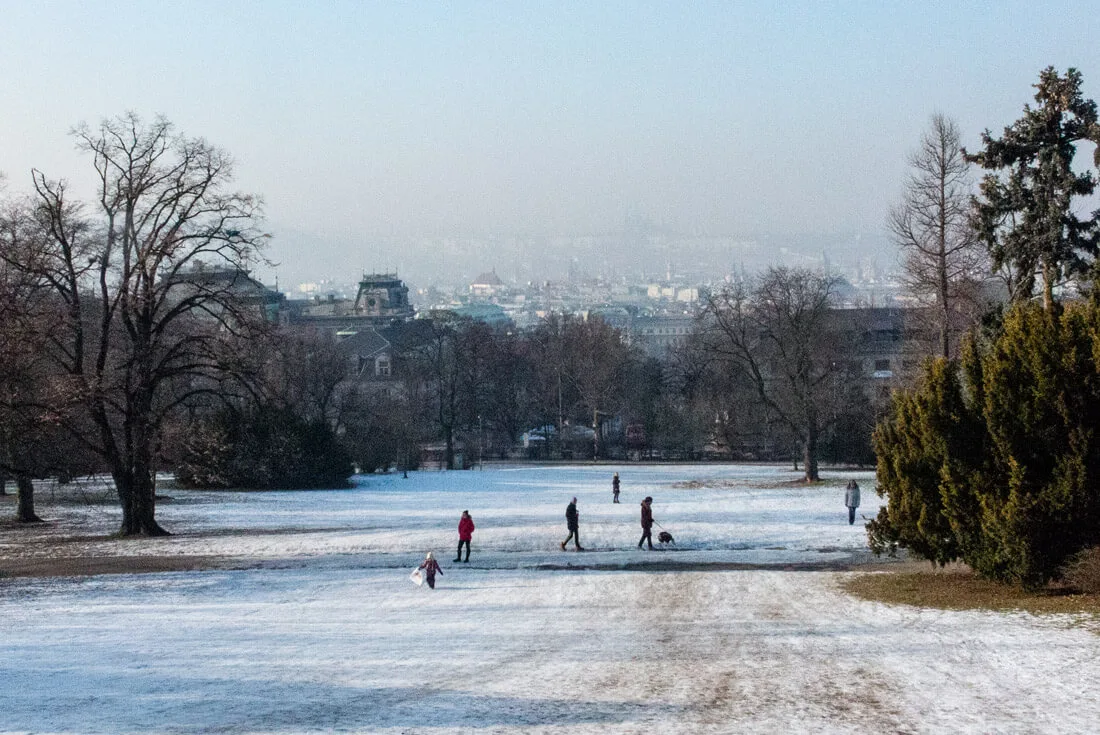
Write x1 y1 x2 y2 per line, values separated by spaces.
2 464 1099 734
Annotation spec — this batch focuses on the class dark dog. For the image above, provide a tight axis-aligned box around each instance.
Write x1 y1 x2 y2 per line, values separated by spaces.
657 530 675 545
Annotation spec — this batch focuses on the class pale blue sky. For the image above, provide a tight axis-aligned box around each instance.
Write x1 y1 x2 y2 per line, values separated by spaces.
2 1 1099 284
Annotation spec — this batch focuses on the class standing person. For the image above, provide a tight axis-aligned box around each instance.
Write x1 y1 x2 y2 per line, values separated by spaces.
612 473 621 503
561 497 583 551
418 551 443 589
845 480 861 525
639 496 655 550
455 510 475 563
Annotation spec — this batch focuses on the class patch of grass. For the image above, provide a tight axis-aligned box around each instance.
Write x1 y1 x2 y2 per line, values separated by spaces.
670 479 742 490
843 566 1100 616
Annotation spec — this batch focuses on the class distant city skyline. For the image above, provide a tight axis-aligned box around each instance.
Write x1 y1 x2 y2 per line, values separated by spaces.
3 1 1099 287
286 229 896 294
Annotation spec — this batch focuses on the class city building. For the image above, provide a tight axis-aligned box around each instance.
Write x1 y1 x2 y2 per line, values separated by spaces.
289 273 415 334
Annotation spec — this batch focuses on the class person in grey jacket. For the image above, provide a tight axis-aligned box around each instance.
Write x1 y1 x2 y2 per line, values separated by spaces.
845 480 861 525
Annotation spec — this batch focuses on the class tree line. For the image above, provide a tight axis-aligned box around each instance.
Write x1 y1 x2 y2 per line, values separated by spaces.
873 67 1100 588
0 113 878 535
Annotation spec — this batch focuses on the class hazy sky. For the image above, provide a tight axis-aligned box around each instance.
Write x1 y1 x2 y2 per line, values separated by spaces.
2 1 1099 285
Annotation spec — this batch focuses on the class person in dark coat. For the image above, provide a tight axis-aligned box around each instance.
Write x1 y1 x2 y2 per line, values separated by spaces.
454 510 475 562
638 496 655 550
418 551 443 589
612 473 621 503
845 480 861 525
561 497 583 551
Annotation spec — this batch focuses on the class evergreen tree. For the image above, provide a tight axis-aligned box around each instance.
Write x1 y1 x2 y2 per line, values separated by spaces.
871 302 1100 588
963 304 1100 587
869 359 974 566
176 407 352 490
966 67 1100 311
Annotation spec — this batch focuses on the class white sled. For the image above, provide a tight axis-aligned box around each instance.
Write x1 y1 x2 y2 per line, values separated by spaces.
409 568 423 586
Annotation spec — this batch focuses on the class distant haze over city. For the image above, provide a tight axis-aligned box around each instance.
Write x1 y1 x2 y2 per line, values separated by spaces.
2 2 1098 291
273 224 894 296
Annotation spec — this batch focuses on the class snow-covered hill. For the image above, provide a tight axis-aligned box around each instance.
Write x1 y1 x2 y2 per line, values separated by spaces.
2 464 1097 733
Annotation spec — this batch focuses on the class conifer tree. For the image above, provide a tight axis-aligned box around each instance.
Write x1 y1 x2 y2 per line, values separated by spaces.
963 303 1100 587
966 67 1100 312
869 359 973 566
871 302 1100 588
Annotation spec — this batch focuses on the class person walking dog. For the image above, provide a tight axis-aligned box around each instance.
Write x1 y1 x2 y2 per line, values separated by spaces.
845 480 861 525
639 496 655 550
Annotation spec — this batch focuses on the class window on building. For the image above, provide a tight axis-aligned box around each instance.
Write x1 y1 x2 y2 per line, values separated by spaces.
376 357 391 377
874 359 890 372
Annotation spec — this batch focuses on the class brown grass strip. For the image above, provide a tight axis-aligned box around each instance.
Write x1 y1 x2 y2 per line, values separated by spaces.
0 555 240 579
843 568 1100 615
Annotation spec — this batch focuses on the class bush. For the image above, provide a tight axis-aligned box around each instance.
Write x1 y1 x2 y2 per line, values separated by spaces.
868 358 973 566
337 392 418 474
1062 547 1100 594
870 301 1100 589
176 407 353 489
966 304 1100 587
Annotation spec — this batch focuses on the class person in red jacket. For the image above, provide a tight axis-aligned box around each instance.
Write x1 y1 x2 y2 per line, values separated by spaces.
455 510 475 563
638 496 655 550
418 551 443 589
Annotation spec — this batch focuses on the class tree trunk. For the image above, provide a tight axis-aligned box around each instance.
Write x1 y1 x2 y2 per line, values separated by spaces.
938 251 951 359
115 470 169 536
802 421 820 482
112 384 168 536
444 426 455 470
940 307 951 360
15 474 42 523
1042 261 1055 313
938 162 951 360
593 408 599 460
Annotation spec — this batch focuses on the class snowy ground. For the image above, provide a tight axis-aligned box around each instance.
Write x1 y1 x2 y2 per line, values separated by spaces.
1 464 1099 734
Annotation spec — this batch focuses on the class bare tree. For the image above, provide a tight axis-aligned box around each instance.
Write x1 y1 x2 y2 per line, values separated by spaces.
668 331 772 459
698 267 847 481
890 114 984 358
401 314 464 469
527 313 636 459
558 315 636 459
259 328 348 424
478 326 537 457
0 197 51 521
404 316 538 468
1 114 266 535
